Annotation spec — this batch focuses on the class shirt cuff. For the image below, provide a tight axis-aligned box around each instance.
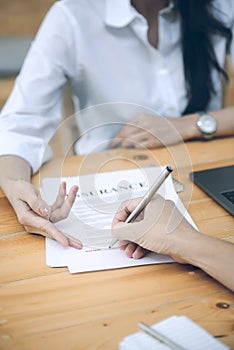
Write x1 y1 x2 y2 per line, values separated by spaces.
0 132 53 174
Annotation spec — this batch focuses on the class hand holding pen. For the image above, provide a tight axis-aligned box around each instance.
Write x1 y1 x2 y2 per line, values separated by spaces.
110 166 174 256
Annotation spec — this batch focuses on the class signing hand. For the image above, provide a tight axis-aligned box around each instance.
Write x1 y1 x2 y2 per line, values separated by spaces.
112 197 149 259
112 194 195 263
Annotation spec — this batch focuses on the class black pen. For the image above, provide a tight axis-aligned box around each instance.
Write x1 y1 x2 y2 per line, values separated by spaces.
108 166 173 248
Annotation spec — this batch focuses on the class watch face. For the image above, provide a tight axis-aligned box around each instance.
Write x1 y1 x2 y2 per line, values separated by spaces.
197 114 217 134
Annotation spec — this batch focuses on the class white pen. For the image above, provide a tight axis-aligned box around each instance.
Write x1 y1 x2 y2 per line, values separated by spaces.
108 165 173 248
138 321 187 350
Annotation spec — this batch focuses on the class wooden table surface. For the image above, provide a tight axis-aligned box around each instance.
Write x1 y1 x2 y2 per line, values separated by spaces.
0 137 234 350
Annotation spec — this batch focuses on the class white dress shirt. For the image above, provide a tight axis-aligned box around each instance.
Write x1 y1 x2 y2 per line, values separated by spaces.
0 0 234 173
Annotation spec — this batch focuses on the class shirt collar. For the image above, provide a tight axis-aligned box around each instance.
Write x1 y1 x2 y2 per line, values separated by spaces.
105 0 176 28
159 1 176 21
105 0 138 28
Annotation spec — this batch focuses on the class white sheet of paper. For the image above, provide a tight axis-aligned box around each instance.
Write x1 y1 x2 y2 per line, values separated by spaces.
119 315 229 350
46 238 174 273
42 166 197 273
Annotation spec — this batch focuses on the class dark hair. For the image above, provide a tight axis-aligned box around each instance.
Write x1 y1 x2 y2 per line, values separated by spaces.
174 0 232 114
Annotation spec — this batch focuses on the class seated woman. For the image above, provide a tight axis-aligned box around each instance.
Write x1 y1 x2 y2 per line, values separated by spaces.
0 0 233 246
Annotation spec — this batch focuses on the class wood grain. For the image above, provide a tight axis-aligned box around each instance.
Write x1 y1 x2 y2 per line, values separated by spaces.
0 138 234 350
0 267 233 349
0 197 24 235
0 2 233 347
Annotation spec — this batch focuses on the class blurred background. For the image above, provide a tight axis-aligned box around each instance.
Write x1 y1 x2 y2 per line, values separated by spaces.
0 0 76 159
0 0 54 108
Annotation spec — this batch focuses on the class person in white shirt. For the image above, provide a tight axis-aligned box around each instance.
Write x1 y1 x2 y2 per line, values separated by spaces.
0 0 234 247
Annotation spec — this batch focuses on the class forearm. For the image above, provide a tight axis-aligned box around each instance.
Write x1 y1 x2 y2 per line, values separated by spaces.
0 155 31 196
176 106 234 141
172 232 234 291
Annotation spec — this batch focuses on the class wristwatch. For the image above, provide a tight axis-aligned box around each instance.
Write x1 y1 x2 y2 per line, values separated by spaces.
196 111 218 140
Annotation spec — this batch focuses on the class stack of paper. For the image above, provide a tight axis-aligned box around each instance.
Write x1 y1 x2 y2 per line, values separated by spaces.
41 166 196 273
119 316 229 350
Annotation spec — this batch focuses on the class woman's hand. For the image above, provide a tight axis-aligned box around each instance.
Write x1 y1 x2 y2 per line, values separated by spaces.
111 113 197 149
6 179 82 249
111 197 150 259
112 194 196 262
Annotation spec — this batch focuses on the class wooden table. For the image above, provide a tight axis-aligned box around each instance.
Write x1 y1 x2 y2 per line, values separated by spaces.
1 137 234 349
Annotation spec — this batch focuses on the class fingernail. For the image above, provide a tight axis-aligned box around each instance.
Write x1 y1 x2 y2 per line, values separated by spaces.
132 252 139 259
73 186 78 194
71 241 83 249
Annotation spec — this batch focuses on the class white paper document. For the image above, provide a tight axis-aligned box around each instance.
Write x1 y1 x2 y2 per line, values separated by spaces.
42 166 196 273
119 315 229 350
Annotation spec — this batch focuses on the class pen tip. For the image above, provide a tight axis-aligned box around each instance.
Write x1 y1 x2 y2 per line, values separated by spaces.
166 166 173 173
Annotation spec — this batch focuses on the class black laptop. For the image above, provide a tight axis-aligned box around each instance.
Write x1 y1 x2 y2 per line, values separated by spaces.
190 165 234 216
